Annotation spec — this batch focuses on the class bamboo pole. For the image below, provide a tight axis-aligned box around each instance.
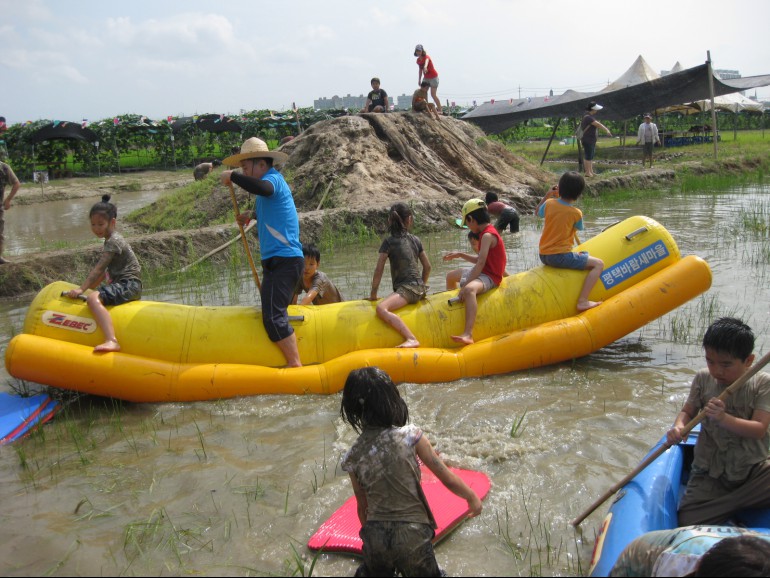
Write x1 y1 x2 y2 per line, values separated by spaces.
540 119 561 166
706 51 719 160
227 183 261 290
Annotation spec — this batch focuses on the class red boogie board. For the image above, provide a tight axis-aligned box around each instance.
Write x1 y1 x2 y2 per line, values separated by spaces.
308 466 491 554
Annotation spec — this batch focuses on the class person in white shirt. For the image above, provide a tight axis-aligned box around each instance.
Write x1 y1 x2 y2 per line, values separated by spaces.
637 113 661 168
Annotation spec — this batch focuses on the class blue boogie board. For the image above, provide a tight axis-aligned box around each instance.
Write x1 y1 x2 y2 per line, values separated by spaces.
0 392 59 445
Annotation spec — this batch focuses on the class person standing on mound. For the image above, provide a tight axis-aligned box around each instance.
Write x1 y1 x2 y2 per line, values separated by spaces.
414 44 442 115
221 137 304 367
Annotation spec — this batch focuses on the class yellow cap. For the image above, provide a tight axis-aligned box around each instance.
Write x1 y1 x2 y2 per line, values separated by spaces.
461 198 486 222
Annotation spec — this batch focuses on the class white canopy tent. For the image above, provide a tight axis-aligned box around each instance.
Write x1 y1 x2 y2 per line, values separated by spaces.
694 92 764 113
601 55 660 92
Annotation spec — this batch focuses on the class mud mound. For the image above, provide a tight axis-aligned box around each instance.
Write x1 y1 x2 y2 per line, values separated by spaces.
280 113 552 213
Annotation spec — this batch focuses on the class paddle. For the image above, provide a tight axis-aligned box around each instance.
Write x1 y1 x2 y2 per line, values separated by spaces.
570 348 770 527
227 182 262 290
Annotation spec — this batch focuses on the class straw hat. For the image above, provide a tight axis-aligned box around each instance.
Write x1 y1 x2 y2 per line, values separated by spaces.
223 137 289 167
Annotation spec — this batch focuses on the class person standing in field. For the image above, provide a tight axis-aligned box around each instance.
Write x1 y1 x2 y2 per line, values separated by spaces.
637 113 661 169
580 101 612 177
0 156 21 265
193 159 222 181
414 44 442 115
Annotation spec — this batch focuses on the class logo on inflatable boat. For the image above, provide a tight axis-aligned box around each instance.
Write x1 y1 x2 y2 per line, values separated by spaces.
600 240 670 289
42 311 97 334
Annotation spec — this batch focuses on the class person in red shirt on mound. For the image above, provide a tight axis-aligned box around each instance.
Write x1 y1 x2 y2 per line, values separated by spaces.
414 44 442 115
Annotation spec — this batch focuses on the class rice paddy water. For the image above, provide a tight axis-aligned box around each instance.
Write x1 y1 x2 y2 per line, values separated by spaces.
0 179 769 576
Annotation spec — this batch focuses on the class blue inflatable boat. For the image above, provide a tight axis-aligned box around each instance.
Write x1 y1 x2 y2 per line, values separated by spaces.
588 425 770 576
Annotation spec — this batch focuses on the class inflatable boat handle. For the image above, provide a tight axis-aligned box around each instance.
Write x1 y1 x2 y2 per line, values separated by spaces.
60 291 87 302
447 296 461 306
625 227 648 241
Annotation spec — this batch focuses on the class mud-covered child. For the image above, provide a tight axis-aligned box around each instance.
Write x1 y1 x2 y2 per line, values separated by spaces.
292 243 344 305
341 366 482 576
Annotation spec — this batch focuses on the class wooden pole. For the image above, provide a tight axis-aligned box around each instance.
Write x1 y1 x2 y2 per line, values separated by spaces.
540 118 562 166
227 183 261 290
706 50 719 160
571 348 770 527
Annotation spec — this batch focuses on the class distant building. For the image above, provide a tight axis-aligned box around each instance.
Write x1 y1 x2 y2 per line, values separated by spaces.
396 94 412 110
314 92 416 111
661 67 741 80
314 94 367 111
714 69 741 80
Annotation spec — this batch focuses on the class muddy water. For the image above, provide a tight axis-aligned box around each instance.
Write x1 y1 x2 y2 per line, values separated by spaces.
1 182 769 576
3 188 173 256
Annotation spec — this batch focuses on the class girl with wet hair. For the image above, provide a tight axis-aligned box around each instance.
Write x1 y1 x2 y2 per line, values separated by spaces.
65 194 142 352
368 202 431 348
340 366 482 577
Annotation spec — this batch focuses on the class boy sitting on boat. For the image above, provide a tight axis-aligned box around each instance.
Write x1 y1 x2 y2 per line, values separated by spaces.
292 244 344 306
537 171 604 312
666 317 770 525
450 199 507 345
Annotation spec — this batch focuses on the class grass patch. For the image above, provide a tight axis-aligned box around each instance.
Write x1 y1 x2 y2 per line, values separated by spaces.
126 176 228 231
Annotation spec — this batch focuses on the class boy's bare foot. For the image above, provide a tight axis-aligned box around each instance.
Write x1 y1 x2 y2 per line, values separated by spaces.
577 300 602 312
94 338 121 353
396 339 420 348
451 334 474 345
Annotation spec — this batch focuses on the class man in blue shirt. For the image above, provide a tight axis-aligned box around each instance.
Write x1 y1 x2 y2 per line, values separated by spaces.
222 138 304 367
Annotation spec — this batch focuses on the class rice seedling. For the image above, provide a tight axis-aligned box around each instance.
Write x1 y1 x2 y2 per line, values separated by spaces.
43 539 81 577
492 489 587 576
284 539 323 577
72 497 123 521
509 410 528 438
193 419 207 461
122 506 220 571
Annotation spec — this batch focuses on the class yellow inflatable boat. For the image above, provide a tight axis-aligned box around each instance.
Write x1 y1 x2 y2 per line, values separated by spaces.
5 216 711 402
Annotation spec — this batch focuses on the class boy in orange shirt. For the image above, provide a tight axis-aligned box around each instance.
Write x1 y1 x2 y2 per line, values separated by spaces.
537 171 603 312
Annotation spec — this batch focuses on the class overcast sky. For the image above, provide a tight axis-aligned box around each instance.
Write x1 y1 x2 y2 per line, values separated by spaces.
2 0 769 124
